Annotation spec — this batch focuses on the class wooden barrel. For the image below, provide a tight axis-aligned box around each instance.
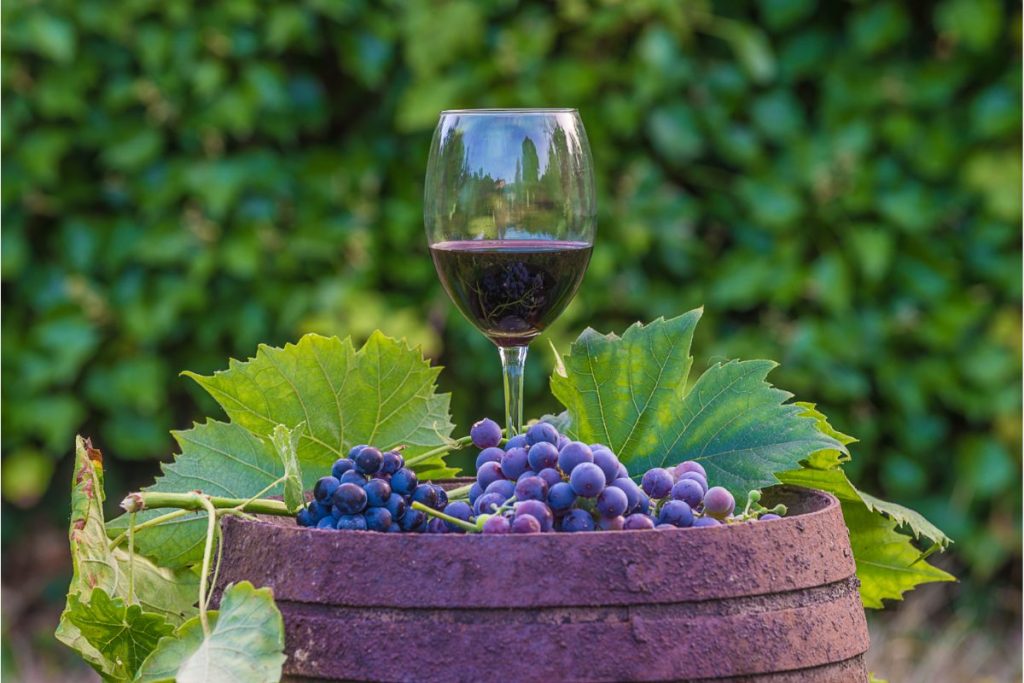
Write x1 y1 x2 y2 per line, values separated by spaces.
216 486 869 682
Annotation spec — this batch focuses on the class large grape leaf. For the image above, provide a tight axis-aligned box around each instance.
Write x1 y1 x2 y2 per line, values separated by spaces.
134 581 286 683
57 437 197 678
66 589 173 682
183 332 458 478
550 311 845 497
107 421 285 569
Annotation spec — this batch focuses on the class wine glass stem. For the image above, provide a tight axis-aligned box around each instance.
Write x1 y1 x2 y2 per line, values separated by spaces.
498 345 528 437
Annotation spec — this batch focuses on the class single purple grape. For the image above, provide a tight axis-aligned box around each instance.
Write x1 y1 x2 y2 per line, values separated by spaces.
692 516 721 528
560 509 595 532
512 514 542 534
364 507 392 532
569 462 606 498
385 493 406 522
347 444 368 459
427 517 449 534
363 478 392 508
678 471 708 493
616 463 630 479
295 506 315 527
636 492 651 515
759 513 782 521
476 461 505 489
444 501 472 532
598 515 625 531
473 492 506 516
354 447 383 475
557 434 571 450
703 486 735 520
526 422 560 446
674 460 707 480
505 434 529 450
475 447 505 470
500 447 531 480
596 486 628 518
471 418 503 449
339 470 367 487
387 522 402 533
390 467 418 495
399 508 427 532
547 482 576 513
515 475 549 502
658 500 694 527
336 514 367 531
332 483 367 514
527 441 559 471
558 441 594 473
481 515 510 534
411 484 440 510
313 476 340 503
610 477 641 511
468 482 483 504
380 450 404 475
591 446 621 484
485 478 516 500
671 479 704 508
641 468 674 498
623 513 655 530
516 469 537 482
537 467 562 489
514 500 554 531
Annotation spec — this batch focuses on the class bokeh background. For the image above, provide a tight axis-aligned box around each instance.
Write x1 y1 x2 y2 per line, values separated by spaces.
2 0 1020 680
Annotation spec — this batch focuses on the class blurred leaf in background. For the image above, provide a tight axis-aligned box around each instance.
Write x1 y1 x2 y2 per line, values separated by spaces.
0 0 1020 677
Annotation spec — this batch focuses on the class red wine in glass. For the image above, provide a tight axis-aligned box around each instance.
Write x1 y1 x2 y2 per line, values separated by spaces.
430 240 592 347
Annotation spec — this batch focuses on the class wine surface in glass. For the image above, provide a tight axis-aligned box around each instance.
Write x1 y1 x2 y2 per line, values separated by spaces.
430 239 592 347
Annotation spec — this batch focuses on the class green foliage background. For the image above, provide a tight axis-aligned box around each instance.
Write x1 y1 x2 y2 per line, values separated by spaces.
1 0 1020 647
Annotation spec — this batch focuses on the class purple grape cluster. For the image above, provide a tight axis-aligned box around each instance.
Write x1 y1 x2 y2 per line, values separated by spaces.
467 418 783 534
295 444 451 533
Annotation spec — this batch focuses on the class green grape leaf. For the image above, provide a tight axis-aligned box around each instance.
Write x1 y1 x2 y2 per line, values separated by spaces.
793 402 856 469
858 491 953 550
66 588 173 682
272 423 306 513
183 332 459 481
550 311 845 497
134 581 286 683
777 465 955 607
57 438 196 678
107 421 285 569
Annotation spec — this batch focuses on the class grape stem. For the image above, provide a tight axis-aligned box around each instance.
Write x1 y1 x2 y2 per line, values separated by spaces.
410 501 480 533
196 494 217 637
121 491 292 516
403 434 474 468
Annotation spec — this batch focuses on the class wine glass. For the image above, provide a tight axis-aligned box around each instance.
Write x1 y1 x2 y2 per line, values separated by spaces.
424 109 596 436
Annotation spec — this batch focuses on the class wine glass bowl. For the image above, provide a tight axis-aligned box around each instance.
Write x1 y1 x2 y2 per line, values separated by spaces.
425 109 596 435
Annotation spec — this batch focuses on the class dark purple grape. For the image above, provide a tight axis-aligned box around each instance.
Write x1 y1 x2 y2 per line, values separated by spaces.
610 478 641 511
641 468 673 498
561 509 595 532
348 444 368 459
674 460 707 480
332 483 367 514
547 482 577 513
591 446 620 484
511 515 541 534
380 450 404 475
759 513 782 521
387 522 402 533
482 515 511 534
317 516 337 530
658 500 694 527
527 442 559 471
296 506 315 527
468 484 483 505
537 467 562 489
558 441 594 473
500 447 531 480
427 517 449 534
363 479 392 508
671 479 704 508
692 516 721 528
505 434 529 449
616 463 629 479
598 515 625 531
411 484 439 509
364 507 392 531
636 492 651 515
340 470 367 487
471 418 503 449
473 492 506 516
514 500 554 531
475 447 505 470
354 447 383 474
476 461 505 489
678 471 708 494
703 487 735 520
399 508 427 532
526 422 559 446
557 434 571 450
569 462 606 498
484 479 516 501
331 457 356 479
390 467 419 495
516 469 538 482
623 513 655 530
385 493 406 521
515 476 548 502
313 476 340 502
336 514 367 531
596 486 628 518
444 501 472 532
